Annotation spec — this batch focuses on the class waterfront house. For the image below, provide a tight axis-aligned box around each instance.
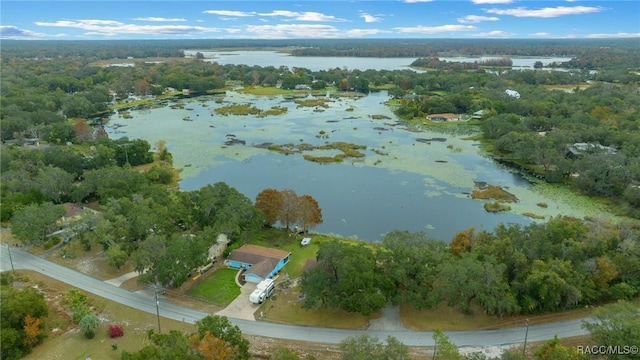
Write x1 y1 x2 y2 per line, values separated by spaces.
224 244 291 283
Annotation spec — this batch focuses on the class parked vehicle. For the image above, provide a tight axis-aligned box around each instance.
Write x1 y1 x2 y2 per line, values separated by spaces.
249 279 275 304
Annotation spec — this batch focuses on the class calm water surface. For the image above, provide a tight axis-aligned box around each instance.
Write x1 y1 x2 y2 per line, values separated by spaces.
108 90 579 242
184 50 572 72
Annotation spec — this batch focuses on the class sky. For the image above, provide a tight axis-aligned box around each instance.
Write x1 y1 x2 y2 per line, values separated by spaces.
1 0 639 40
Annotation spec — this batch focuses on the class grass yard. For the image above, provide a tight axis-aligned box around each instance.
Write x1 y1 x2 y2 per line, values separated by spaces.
400 302 598 331
260 285 371 329
188 267 241 306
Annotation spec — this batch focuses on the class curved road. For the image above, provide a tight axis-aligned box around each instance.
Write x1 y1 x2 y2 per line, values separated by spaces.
0 245 590 347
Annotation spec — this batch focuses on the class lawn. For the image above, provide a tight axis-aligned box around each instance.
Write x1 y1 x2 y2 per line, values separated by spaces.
188 267 241 306
400 302 599 331
260 285 371 329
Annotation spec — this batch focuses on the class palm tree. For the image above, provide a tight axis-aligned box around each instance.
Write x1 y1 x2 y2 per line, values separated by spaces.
79 314 100 339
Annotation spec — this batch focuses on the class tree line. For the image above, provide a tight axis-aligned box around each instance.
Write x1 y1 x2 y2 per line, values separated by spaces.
302 217 639 317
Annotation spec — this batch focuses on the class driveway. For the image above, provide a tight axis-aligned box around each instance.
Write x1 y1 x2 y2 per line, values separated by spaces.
215 282 258 321
367 304 409 331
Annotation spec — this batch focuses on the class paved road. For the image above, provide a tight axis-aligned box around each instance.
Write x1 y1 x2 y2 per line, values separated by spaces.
0 245 591 347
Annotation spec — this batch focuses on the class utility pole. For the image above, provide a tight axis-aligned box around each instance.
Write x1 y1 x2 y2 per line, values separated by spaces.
522 318 530 358
6 244 15 273
154 284 161 333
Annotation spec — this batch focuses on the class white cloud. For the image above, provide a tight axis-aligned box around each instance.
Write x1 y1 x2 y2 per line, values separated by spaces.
258 10 345 22
458 15 500 23
0 25 46 38
473 30 515 37
471 0 513 4
486 6 602 18
360 13 382 23
403 0 434 3
202 10 256 17
345 29 390 37
530 32 553 37
394 24 476 34
132 17 186 22
585 32 640 38
244 24 384 38
35 19 223 36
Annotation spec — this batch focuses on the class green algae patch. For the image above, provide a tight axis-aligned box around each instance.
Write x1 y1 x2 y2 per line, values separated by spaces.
523 212 546 219
471 184 518 202
257 106 288 117
214 103 261 116
267 141 367 163
484 201 511 213
295 98 333 108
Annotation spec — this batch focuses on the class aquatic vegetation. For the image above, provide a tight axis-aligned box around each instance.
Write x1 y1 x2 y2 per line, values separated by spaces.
258 106 288 117
295 98 333 108
214 103 261 116
266 141 367 163
523 212 546 219
472 185 518 203
119 111 133 119
484 201 511 213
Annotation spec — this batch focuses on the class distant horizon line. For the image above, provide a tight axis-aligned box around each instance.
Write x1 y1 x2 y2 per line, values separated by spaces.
3 37 639 41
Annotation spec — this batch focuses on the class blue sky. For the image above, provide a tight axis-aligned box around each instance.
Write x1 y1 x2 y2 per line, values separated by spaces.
1 1 639 40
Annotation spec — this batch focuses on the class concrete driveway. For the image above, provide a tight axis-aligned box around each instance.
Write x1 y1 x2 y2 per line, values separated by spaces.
215 282 258 321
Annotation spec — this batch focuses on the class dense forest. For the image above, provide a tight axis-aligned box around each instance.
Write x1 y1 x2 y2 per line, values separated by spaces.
1 40 639 326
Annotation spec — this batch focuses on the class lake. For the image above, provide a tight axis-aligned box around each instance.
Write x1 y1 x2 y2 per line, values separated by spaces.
183 50 572 72
106 89 599 242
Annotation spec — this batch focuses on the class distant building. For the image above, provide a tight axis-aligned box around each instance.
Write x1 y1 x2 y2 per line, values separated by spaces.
426 113 461 122
472 109 491 120
505 89 521 98
566 142 617 158
208 234 230 261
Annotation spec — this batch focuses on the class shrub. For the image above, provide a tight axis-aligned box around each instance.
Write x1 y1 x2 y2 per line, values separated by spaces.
108 324 124 338
0 272 14 285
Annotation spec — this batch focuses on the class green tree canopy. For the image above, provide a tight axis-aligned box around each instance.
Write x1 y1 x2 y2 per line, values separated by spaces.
0 286 49 360
582 301 640 360
301 240 389 316
11 202 66 245
380 230 448 309
339 334 409 360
